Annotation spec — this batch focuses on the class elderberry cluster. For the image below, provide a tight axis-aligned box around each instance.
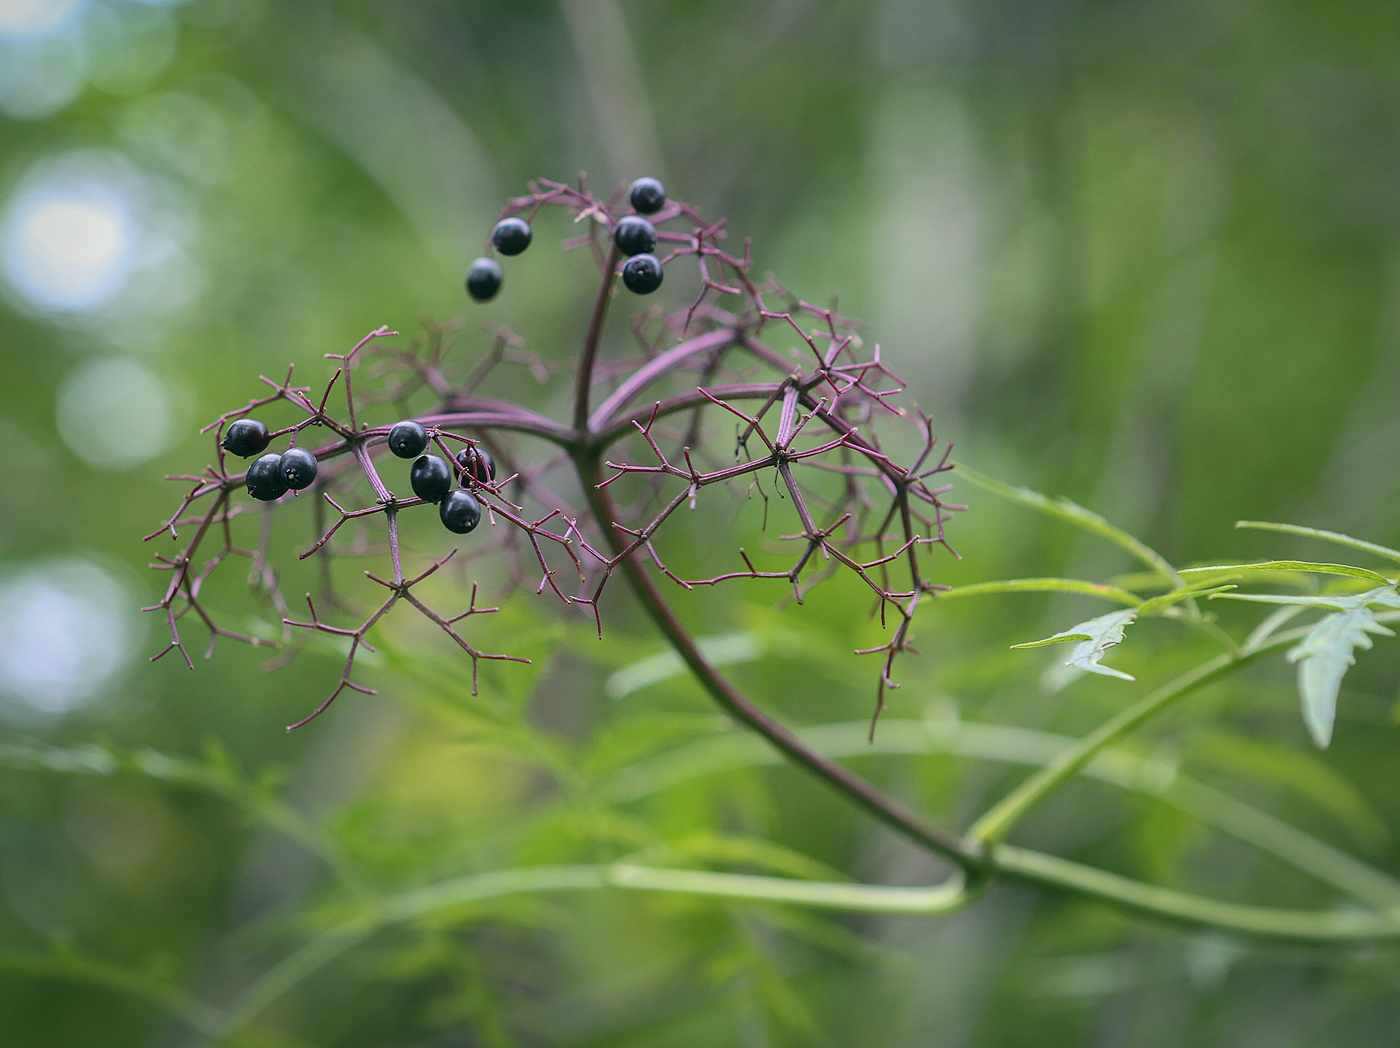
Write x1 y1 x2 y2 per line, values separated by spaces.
222 418 319 501
386 420 496 534
463 176 668 302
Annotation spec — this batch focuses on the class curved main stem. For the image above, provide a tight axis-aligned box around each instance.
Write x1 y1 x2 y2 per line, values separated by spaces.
571 447 978 873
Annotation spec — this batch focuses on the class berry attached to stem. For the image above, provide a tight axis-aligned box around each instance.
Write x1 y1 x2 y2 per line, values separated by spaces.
439 489 482 534
279 447 318 490
628 177 666 214
613 215 657 257
246 453 288 501
388 420 429 459
621 253 664 294
465 258 503 302
491 217 532 256
410 454 453 504
222 418 270 458
456 446 496 484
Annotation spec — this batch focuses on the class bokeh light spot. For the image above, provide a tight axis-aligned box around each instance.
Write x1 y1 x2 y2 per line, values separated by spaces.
1 176 135 312
0 559 133 720
57 357 171 470
0 0 84 42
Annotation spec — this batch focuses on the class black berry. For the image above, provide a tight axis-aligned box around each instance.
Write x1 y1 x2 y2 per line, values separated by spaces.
410 454 453 503
222 418 269 458
621 253 664 294
466 257 503 302
439 489 482 534
491 217 532 256
280 447 319 490
456 445 496 484
387 420 428 459
629 177 666 215
613 215 656 257
246 453 288 501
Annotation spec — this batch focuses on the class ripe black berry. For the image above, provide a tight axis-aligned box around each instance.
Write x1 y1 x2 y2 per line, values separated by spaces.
456 446 496 484
410 454 453 503
279 446 318 490
491 217 532 256
439 489 482 534
629 177 666 215
465 257 503 302
613 215 656 257
222 418 269 458
621 253 664 294
246 453 288 501
387 420 428 459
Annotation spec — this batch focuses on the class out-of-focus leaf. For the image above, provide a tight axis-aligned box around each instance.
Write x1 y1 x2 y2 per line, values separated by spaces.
605 631 767 698
1011 608 1139 681
1220 587 1400 746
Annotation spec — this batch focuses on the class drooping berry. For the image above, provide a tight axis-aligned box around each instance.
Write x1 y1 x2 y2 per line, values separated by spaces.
222 418 270 458
465 257 503 302
246 453 288 501
279 446 318 490
456 445 496 484
410 454 453 503
387 420 428 459
621 253 664 294
439 489 482 534
629 177 666 215
613 215 656 257
491 217 532 256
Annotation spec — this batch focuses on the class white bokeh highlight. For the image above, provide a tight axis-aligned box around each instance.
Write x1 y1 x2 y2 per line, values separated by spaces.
1 179 135 311
57 357 171 470
0 559 133 719
0 0 84 42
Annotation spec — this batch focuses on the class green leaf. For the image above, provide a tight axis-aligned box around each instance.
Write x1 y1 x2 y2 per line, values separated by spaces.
1235 521 1400 567
935 578 1141 606
1221 586 1400 747
1180 560 1393 585
1011 608 1139 681
1136 583 1238 616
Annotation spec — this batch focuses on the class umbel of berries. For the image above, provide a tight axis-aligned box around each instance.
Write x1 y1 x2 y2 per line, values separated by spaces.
410 454 453 504
457 446 495 485
280 447 318 491
246 453 288 502
465 257 502 302
222 418 269 458
613 215 656 257
622 253 663 295
491 217 532 256
440 489 482 534
388 420 428 459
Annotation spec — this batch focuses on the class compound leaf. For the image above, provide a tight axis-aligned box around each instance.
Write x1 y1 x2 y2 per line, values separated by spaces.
1012 608 1139 681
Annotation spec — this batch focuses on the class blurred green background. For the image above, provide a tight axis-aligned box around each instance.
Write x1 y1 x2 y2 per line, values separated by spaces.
3 0 1400 1045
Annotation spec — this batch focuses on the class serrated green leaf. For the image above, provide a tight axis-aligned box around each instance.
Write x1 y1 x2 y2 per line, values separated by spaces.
1011 608 1139 681
1220 586 1400 747
1137 583 1238 615
1180 561 1393 585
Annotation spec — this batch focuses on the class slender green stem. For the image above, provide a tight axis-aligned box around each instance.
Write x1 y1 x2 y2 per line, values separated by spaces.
967 629 1306 846
992 846 1400 942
